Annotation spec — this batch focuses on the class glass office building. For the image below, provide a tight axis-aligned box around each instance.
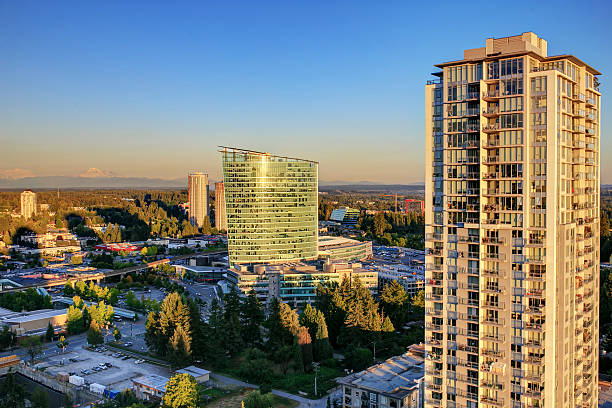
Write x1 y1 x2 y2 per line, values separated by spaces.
220 146 319 265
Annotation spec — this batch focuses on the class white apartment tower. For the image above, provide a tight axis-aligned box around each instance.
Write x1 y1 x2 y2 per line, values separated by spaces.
188 172 209 228
424 33 601 408
20 190 37 219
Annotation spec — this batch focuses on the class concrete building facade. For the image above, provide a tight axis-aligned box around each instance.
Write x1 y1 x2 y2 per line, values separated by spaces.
424 33 600 408
188 172 209 228
214 181 227 232
220 146 318 265
20 190 37 219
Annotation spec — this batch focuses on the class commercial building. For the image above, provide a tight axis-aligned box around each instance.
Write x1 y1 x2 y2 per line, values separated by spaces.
337 344 425 408
330 207 360 226
220 146 318 265
226 260 377 307
214 181 227 231
374 264 425 297
318 236 372 262
188 172 209 228
0 308 68 336
424 33 600 408
21 231 79 249
20 190 37 219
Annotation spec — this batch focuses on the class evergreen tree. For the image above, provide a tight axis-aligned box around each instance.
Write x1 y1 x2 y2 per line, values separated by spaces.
381 316 395 333
45 322 54 342
299 303 319 340
313 311 333 361
0 370 26 408
66 305 84 334
223 288 243 356
30 386 50 408
205 298 227 366
201 216 212 235
380 281 409 327
240 291 264 347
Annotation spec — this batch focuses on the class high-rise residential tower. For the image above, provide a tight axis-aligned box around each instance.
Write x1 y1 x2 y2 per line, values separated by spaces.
20 190 37 219
424 33 600 408
214 182 227 232
188 172 209 228
220 146 318 265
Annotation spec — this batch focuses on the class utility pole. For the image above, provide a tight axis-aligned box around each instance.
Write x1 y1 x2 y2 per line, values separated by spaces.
312 362 320 397
371 341 376 362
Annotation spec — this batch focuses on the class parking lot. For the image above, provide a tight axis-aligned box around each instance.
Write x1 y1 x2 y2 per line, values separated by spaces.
41 344 172 392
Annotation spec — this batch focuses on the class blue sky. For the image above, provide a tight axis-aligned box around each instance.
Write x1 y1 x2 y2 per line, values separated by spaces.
1 0 610 183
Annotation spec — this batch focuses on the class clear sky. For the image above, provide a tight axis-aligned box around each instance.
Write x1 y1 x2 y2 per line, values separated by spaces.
1 0 610 183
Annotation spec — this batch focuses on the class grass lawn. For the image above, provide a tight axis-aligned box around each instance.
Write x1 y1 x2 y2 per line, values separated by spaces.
205 388 298 408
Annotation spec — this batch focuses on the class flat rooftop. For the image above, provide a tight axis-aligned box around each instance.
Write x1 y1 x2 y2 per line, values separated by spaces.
176 366 210 378
337 350 424 399
132 374 169 392
2 308 67 324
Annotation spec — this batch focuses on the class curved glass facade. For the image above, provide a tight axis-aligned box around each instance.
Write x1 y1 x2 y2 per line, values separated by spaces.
220 147 318 265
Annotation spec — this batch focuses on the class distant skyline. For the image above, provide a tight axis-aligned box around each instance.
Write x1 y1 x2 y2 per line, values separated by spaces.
1 1 610 183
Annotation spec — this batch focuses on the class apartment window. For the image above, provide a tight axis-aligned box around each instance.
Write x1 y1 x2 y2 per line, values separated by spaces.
502 78 523 95
500 114 523 129
531 77 547 93
500 58 523 76
500 96 523 112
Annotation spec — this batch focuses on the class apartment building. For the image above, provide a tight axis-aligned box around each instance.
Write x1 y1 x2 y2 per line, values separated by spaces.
188 172 209 228
214 181 227 231
20 190 37 219
424 33 600 408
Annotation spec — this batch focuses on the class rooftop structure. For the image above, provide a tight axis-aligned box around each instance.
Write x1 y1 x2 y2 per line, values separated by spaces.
132 374 169 401
318 236 373 262
337 345 425 408
175 366 210 383
220 146 318 265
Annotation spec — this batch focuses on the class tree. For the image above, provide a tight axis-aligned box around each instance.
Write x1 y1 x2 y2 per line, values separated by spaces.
0 326 15 351
63 282 74 296
0 370 26 408
168 324 192 367
373 212 390 236
242 390 274 408
299 304 319 340
21 336 43 362
297 326 313 371
57 335 69 353
61 392 74 408
30 386 50 408
382 316 395 333
380 281 409 327
66 305 84 334
345 347 373 371
113 326 122 341
313 311 333 361
223 288 243 356
240 291 264 347
200 216 212 235
162 373 200 408
87 321 104 346
410 290 425 316
45 322 54 342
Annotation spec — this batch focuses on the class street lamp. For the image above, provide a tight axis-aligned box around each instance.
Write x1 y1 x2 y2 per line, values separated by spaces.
312 362 320 397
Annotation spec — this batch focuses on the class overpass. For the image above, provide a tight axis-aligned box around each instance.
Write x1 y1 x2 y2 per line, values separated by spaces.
0 250 228 294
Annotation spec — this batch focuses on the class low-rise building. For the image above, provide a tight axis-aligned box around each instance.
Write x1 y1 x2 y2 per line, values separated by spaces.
0 308 68 336
337 345 425 408
318 236 372 262
371 264 425 297
226 260 377 307
175 366 210 383
174 265 227 282
132 374 169 401
330 207 360 226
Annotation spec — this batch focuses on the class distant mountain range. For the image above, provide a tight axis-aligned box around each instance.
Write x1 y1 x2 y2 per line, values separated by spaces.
0 176 187 190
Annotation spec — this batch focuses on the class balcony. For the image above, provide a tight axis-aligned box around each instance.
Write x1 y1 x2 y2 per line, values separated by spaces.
525 322 545 332
482 124 500 133
482 269 504 277
483 91 500 101
480 396 504 406
482 107 500 117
